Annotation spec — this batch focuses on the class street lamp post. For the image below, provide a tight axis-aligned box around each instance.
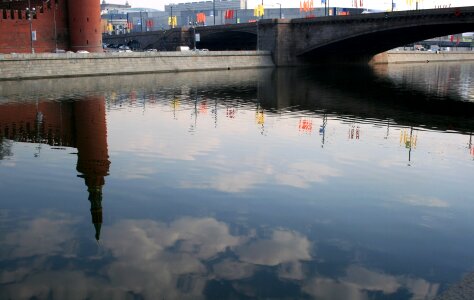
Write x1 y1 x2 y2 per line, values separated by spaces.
213 0 215 25
193 25 196 50
170 6 173 29
140 11 143 32
27 0 35 53
256 20 259 51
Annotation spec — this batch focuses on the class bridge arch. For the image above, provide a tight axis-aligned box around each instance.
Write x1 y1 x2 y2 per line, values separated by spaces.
295 9 474 62
300 23 474 62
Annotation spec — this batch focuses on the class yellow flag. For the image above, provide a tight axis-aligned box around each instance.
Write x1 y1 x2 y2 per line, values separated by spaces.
168 16 177 26
254 4 264 17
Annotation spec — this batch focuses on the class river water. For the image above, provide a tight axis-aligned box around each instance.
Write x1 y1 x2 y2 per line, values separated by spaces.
0 62 473 300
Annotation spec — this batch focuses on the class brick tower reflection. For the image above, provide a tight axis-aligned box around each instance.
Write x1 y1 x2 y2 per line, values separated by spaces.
74 96 110 241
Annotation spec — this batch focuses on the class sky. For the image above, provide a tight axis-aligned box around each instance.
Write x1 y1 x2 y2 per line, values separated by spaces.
105 0 473 11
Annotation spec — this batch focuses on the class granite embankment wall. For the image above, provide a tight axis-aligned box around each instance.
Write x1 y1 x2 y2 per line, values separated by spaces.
0 51 274 80
370 51 474 64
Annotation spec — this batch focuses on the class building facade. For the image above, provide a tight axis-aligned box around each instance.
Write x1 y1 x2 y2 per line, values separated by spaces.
102 0 365 35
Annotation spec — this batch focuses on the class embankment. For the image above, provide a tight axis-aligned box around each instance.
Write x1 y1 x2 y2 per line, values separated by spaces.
0 51 274 80
371 50 474 64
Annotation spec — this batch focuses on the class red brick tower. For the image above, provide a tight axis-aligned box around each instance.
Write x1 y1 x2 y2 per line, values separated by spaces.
67 0 102 52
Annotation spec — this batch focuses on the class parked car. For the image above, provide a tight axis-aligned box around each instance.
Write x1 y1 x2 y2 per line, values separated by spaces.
118 45 132 53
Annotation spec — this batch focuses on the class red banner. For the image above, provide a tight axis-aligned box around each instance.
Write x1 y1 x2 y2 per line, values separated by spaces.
225 10 234 19
196 12 206 24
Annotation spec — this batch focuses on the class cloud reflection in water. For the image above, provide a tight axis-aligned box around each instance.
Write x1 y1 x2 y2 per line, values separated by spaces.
0 213 441 300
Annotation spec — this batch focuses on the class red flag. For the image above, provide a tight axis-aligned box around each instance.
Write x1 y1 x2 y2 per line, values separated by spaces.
196 13 206 23
225 10 234 19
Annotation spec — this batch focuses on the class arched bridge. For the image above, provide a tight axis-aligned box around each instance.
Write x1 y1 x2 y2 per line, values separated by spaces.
103 6 474 66
103 22 257 51
262 6 474 65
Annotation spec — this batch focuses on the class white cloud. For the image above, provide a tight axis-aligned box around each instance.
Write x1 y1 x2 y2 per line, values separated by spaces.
303 278 368 300
181 160 341 193
212 259 256 280
1 211 79 259
275 162 342 188
236 230 311 266
401 195 450 208
303 265 439 300
341 265 401 294
103 217 242 261
0 213 440 300
278 261 306 280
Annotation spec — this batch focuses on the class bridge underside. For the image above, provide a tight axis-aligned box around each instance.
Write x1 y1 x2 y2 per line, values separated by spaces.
198 32 257 51
299 24 474 64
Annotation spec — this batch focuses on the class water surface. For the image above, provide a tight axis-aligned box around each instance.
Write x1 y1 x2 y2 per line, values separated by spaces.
1 63 474 300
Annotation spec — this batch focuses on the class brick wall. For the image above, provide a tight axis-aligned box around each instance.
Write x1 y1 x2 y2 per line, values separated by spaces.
0 0 69 53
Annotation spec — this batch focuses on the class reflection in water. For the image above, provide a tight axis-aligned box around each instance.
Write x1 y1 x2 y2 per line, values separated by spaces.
400 127 418 166
372 63 474 102
0 138 12 160
0 97 110 241
0 64 474 299
470 133 474 160
74 98 110 241
0 214 443 300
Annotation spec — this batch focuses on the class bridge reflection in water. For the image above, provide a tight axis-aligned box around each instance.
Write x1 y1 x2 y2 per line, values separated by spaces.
0 97 110 241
